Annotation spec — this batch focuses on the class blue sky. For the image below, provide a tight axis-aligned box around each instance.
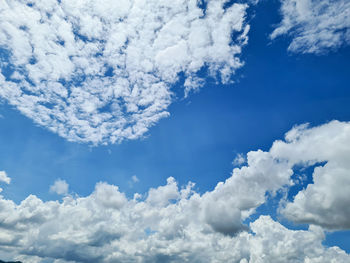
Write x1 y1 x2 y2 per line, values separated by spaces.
0 0 350 262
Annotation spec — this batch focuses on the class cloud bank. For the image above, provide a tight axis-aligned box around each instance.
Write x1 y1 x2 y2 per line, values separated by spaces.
271 0 350 53
1 120 350 262
0 0 249 145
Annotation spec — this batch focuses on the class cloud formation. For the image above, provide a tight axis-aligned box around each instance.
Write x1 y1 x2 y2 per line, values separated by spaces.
1 120 350 262
248 216 350 263
49 179 69 196
0 179 349 263
0 171 10 185
271 0 350 53
275 121 350 229
0 171 10 193
0 0 249 145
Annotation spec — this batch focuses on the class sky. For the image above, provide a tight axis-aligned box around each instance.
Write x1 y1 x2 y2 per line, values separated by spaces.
0 0 350 262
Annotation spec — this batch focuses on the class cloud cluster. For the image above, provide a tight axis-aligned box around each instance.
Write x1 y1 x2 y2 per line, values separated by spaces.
271 0 350 53
0 0 249 144
0 179 349 263
1 120 350 262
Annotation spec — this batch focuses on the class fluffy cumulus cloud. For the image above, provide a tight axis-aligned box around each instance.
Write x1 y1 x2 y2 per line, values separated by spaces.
49 179 69 195
248 216 350 263
1 120 350 262
271 0 350 53
0 0 250 145
0 178 349 263
0 171 10 185
274 121 350 230
0 171 10 193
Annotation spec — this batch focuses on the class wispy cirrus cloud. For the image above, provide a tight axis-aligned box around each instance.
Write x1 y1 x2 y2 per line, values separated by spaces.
1 120 350 262
271 0 350 54
0 0 250 145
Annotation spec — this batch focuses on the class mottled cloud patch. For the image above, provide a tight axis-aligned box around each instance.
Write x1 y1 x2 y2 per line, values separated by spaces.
271 0 350 53
0 0 250 145
1 121 350 262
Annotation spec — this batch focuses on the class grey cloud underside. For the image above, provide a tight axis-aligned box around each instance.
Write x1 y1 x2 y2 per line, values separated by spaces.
0 0 249 144
272 0 350 53
1 121 350 262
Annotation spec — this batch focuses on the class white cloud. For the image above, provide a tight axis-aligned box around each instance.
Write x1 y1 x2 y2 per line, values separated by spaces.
248 216 350 263
0 178 349 262
0 171 10 184
273 121 350 229
132 175 139 183
215 120 350 232
128 175 140 188
282 162 350 229
0 120 350 262
232 153 246 166
0 120 349 261
257 120 350 230
0 0 250 145
49 179 69 196
271 0 350 53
